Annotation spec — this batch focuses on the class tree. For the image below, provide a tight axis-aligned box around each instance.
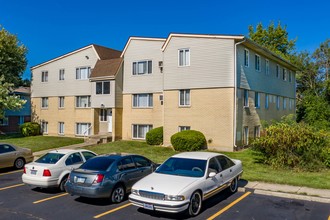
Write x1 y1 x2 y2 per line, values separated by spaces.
0 75 26 118
248 21 296 59
0 26 27 87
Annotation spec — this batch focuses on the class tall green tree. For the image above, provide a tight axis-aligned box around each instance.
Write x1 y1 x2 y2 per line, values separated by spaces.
248 21 296 59
0 26 27 87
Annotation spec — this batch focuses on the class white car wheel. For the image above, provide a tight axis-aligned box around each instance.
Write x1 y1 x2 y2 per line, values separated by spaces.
229 177 238 193
188 191 202 216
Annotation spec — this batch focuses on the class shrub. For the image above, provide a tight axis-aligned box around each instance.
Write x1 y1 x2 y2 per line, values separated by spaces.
171 130 207 152
252 120 330 171
20 122 40 137
146 127 163 145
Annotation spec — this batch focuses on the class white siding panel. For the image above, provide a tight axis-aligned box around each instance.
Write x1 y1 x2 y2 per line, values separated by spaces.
164 37 235 90
123 39 165 94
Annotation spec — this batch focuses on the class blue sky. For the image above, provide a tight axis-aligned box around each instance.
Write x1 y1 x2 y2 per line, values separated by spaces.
1 0 329 79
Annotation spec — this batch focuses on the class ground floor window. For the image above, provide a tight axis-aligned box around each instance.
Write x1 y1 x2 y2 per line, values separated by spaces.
76 123 91 135
179 126 190 132
41 121 48 134
243 126 249 145
0 117 8 126
254 126 260 138
132 124 153 139
100 109 107 121
58 122 64 135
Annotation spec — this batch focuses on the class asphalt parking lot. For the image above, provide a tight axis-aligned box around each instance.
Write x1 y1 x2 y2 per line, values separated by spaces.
0 168 329 220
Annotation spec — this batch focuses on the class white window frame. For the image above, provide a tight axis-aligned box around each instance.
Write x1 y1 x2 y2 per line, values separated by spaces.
283 68 287 81
255 54 261 72
58 122 64 135
254 126 260 138
41 71 48 82
76 96 91 108
255 92 260 108
76 67 91 80
132 124 153 140
178 49 190 67
59 96 65 108
243 89 249 107
96 81 110 95
243 126 249 145
244 49 249 67
132 60 152 75
42 121 48 134
179 89 190 107
59 69 65 80
41 97 48 108
265 59 270 75
179 126 191 132
132 94 153 108
76 123 91 136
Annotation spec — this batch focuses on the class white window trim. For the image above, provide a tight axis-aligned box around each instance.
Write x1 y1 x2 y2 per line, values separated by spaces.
244 49 249 67
76 123 91 136
179 126 191 132
276 65 280 78
58 122 64 135
255 54 261 72
59 69 65 81
132 93 153 108
255 92 260 108
243 89 249 108
42 121 48 134
41 97 48 109
100 109 108 122
76 66 91 80
178 48 190 67
132 124 153 140
58 96 65 108
283 68 287 81
243 126 249 145
179 89 191 107
41 71 48 82
265 59 270 75
76 96 91 108
132 60 152 75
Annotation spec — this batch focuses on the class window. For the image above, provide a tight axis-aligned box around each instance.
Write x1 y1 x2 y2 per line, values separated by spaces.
289 71 292 82
76 96 91 108
76 67 91 79
0 117 8 126
133 156 152 168
59 69 65 80
118 157 136 171
133 94 153 108
82 151 97 160
132 124 153 139
255 54 261 71
289 99 294 110
178 49 190 66
179 89 190 106
217 156 235 171
59 96 65 108
179 126 191 132
41 121 48 134
96 81 110 94
243 89 249 107
276 65 280 78
255 92 260 108
208 157 221 173
243 126 249 145
265 94 269 109
41 97 48 108
283 98 287 109
276 96 280 110
132 60 152 75
76 123 91 135
265 59 270 75
41 71 48 82
58 122 64 134
0 144 16 154
65 153 83 165
283 68 287 81
100 109 107 121
244 49 249 67
254 126 260 138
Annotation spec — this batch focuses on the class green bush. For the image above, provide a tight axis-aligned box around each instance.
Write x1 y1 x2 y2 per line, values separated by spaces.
20 122 41 137
146 127 163 145
252 120 330 171
171 130 207 152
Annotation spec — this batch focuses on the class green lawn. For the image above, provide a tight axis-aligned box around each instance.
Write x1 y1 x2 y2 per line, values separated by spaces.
85 140 330 190
0 135 84 152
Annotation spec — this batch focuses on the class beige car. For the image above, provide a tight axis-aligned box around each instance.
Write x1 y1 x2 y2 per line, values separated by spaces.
0 143 33 169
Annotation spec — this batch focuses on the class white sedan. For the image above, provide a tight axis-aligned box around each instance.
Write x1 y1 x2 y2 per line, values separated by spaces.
22 149 97 191
129 152 243 216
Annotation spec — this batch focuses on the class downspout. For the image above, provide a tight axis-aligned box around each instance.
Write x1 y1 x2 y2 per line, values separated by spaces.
234 38 246 150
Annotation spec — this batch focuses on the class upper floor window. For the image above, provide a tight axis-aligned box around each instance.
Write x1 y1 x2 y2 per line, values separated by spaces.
255 92 260 108
41 97 48 108
179 89 190 106
244 49 249 67
133 94 153 108
132 60 152 75
283 68 287 81
59 96 65 108
41 71 48 82
255 54 261 71
276 65 280 78
96 81 110 94
243 89 249 107
59 69 65 80
76 96 91 108
265 59 270 75
76 67 91 80
178 49 190 66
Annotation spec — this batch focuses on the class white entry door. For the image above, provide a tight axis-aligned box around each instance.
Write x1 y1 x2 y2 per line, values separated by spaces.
108 109 112 132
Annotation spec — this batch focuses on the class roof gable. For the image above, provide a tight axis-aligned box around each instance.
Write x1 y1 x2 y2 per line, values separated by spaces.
90 58 123 79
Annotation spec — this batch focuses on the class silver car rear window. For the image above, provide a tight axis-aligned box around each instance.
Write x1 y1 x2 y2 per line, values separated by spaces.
80 157 115 171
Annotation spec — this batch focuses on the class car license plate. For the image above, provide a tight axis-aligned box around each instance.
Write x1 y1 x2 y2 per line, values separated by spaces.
76 177 86 183
143 203 154 210
30 170 37 175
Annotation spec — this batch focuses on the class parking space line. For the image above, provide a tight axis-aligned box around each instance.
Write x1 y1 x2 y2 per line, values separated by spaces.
0 170 22 176
93 203 132 218
207 192 251 220
0 183 25 191
33 193 68 204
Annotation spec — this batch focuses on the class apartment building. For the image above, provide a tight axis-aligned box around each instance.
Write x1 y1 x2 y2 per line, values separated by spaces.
31 44 122 138
121 34 296 151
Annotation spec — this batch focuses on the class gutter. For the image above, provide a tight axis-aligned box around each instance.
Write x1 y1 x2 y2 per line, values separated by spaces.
233 38 246 150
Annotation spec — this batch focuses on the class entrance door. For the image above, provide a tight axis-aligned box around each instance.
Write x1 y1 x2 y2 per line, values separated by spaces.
108 109 112 132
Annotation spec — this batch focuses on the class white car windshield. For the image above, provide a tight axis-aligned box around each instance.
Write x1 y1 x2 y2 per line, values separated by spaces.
155 157 206 177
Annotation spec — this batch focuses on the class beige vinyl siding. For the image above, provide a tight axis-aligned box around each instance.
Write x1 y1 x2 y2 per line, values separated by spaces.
31 47 98 98
115 64 124 108
123 39 165 94
163 37 235 90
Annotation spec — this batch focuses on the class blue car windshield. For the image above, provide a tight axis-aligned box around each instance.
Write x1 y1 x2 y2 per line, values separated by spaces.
80 157 115 171
155 157 206 177
35 153 65 164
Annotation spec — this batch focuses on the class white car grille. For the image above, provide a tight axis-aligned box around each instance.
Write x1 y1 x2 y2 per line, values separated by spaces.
139 190 165 200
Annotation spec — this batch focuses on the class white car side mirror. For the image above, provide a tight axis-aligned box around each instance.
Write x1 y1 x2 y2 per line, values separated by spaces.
208 172 216 178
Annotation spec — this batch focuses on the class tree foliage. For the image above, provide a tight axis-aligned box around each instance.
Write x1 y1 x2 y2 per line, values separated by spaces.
0 26 27 87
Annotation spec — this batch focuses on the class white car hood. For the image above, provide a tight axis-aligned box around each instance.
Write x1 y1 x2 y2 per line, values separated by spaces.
133 172 200 195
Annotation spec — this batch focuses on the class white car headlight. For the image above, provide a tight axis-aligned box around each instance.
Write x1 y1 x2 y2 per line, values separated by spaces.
165 195 185 201
131 189 139 195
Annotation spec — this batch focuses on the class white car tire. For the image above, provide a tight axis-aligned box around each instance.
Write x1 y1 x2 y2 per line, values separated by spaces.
229 177 238 193
188 191 202 216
